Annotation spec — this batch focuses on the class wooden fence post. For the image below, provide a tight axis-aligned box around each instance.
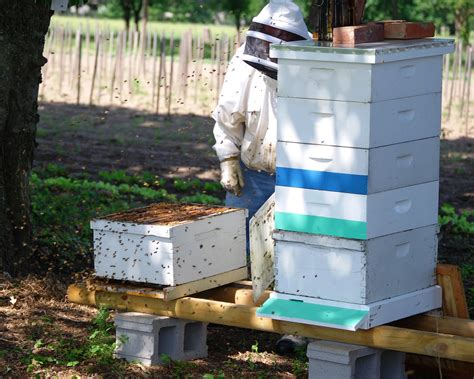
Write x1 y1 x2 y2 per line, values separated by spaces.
194 35 203 104
167 32 175 117
456 40 463 99
464 46 472 136
443 50 451 102
58 27 66 95
215 37 221 103
156 32 167 115
76 27 82 105
447 42 460 121
459 44 469 117
89 32 101 105
110 31 122 103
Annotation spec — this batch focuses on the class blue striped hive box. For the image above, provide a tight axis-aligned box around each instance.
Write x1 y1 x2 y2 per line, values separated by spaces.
275 138 440 239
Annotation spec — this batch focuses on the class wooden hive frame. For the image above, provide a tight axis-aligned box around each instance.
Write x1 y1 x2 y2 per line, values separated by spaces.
68 275 474 367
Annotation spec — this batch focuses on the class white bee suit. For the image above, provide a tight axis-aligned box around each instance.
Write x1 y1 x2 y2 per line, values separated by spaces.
212 45 278 174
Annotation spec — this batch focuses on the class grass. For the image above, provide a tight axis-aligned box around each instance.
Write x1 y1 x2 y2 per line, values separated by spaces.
31 164 223 274
21 307 128 375
51 15 237 39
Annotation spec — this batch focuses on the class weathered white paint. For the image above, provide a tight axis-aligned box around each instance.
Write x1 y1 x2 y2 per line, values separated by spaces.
267 286 442 330
275 181 439 239
250 194 276 303
274 225 438 304
92 209 247 286
278 56 443 102
277 93 442 148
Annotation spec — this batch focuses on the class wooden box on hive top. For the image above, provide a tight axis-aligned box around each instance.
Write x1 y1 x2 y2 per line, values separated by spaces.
91 203 247 286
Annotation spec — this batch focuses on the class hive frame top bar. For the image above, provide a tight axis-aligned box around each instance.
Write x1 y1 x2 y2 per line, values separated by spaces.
270 38 454 64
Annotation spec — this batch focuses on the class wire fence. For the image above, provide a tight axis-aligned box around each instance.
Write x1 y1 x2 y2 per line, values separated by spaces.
442 41 473 137
40 24 242 115
40 24 473 135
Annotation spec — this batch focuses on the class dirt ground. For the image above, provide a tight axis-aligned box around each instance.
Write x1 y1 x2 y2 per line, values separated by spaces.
0 276 299 378
0 95 473 377
34 102 220 181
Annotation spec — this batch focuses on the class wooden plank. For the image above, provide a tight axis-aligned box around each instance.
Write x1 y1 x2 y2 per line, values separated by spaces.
333 23 384 45
403 264 471 377
88 267 247 302
394 315 474 338
383 21 435 39
198 285 271 306
437 264 470 319
162 267 248 301
406 355 474 379
250 194 275 303
354 0 366 25
67 284 474 363
196 282 473 337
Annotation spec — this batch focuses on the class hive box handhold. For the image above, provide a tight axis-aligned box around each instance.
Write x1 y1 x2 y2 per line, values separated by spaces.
91 203 247 286
333 24 384 45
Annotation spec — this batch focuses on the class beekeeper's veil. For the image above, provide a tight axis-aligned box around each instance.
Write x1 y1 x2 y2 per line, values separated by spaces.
242 0 311 80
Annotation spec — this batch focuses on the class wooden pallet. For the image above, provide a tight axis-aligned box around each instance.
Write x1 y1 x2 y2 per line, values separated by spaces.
87 266 248 302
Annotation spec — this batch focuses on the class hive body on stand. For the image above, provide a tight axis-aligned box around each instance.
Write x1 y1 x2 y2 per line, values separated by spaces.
92 203 247 286
258 39 454 330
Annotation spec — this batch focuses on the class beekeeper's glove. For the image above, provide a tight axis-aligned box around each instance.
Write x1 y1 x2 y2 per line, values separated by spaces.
220 158 245 197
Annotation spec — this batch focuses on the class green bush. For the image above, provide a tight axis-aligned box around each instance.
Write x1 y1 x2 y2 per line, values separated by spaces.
439 203 474 234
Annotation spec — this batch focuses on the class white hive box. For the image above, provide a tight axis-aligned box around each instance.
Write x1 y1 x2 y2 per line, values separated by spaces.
273 226 438 305
275 181 439 240
272 39 454 103
277 138 439 195
277 93 441 148
91 203 247 286
273 40 453 149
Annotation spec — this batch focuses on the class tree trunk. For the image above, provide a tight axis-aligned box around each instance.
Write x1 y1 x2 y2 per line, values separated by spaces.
132 0 143 33
121 0 132 32
391 0 398 19
234 10 241 32
0 1 52 276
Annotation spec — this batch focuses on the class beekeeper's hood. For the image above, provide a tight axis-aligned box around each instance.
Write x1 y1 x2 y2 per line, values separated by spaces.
242 0 311 80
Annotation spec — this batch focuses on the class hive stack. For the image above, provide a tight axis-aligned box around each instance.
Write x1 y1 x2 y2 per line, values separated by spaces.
257 39 454 330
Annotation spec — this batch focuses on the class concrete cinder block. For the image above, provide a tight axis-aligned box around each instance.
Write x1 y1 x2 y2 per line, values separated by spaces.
115 312 208 366
307 341 406 379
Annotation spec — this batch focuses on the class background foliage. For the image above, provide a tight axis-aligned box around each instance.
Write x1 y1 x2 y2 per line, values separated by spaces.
92 0 473 39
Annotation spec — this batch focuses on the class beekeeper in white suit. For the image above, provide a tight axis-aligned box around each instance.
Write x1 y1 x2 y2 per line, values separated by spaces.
213 0 310 219
212 0 311 354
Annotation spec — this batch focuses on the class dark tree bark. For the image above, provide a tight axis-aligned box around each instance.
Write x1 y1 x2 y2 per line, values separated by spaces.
0 1 52 276
131 0 143 33
120 0 142 32
390 0 398 19
120 0 132 32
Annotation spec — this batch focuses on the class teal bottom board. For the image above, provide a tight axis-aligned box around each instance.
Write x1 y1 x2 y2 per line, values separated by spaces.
257 298 369 330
